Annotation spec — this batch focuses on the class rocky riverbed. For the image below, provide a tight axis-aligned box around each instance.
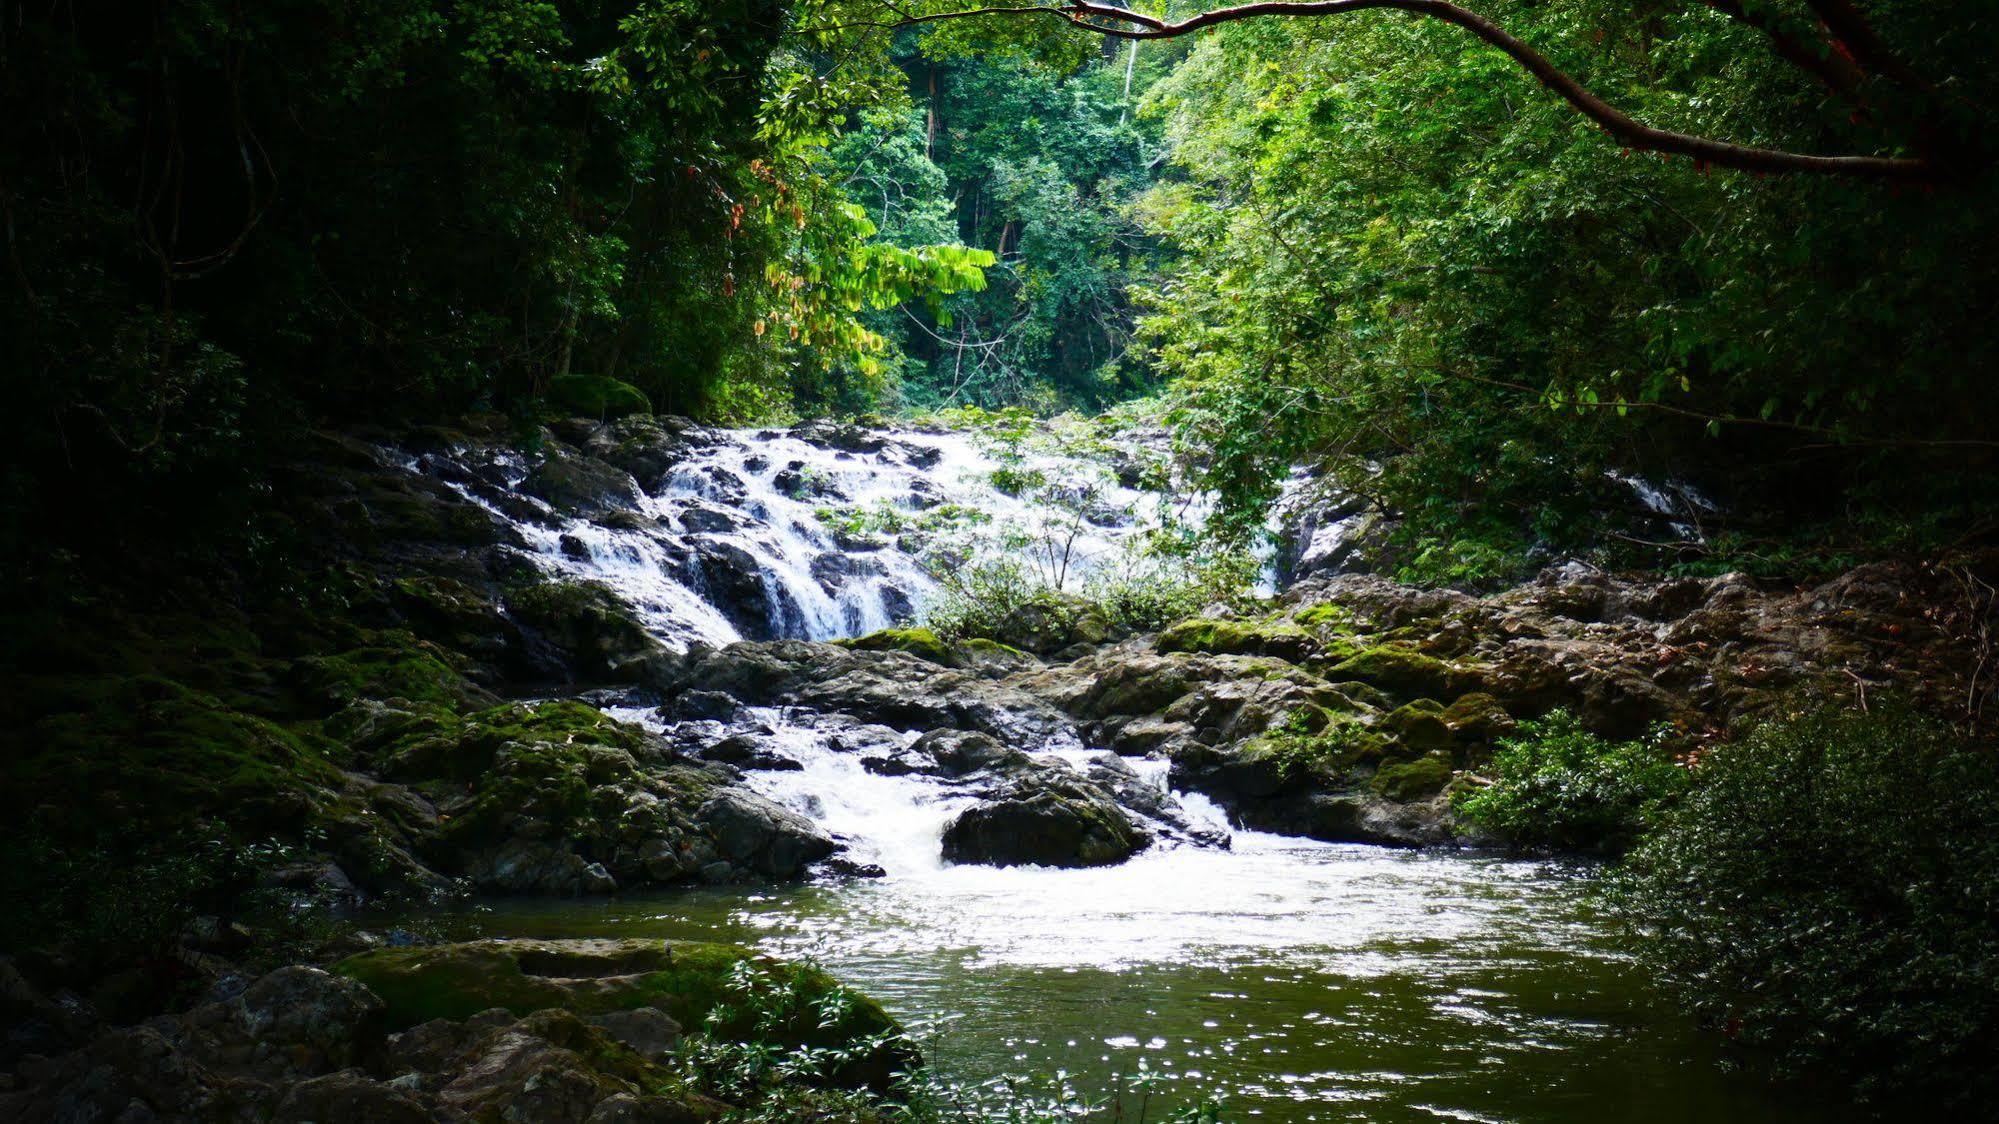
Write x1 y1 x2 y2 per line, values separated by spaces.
2 411 1988 1121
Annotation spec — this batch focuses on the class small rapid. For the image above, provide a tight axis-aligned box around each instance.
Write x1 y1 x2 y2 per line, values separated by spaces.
384 420 1829 1122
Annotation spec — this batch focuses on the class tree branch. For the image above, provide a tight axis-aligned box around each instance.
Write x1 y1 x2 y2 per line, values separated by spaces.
857 0 1955 180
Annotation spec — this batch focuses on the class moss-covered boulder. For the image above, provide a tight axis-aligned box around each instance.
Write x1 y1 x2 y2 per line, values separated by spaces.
1158 616 1314 661
1078 655 1195 717
1372 751 1456 803
1323 644 1462 699
6 674 347 839
505 580 673 684
838 626 954 664
1381 699 1455 757
370 701 831 893
335 939 911 1088
545 373 653 420
293 632 497 713
991 594 1112 656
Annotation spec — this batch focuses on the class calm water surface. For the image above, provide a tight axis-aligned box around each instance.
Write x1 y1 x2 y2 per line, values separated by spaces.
398 831 1845 1123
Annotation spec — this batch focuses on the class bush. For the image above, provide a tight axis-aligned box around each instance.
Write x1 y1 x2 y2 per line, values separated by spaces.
1451 711 1686 851
1082 550 1256 636
1612 704 1999 1106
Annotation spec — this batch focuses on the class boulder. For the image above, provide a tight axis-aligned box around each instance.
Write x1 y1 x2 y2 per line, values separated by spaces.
697 789 836 878
521 445 643 515
941 767 1149 868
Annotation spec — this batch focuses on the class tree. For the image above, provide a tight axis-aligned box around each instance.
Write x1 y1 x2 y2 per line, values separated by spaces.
812 0 1978 181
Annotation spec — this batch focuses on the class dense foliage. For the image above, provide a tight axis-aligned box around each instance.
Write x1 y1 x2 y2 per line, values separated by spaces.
1614 705 1999 1106
1452 711 1687 851
0 0 989 545
1133 1 1999 578
836 39 1176 410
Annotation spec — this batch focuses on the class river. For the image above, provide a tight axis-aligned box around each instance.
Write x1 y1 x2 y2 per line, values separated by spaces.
389 420 1847 1121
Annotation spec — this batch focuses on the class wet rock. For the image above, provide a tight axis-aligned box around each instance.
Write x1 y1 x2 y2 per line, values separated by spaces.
581 415 699 489
688 537 795 641
677 502 739 534
506 580 677 685
697 789 836 878
521 445 643 516
698 733 803 772
791 419 888 454
1087 753 1229 848
942 766 1149 868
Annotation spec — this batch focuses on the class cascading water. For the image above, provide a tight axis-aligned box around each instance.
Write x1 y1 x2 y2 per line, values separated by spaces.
389 421 1817 1123
404 421 1200 650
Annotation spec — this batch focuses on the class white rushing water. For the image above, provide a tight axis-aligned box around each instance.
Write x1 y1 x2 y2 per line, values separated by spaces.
407 423 1204 650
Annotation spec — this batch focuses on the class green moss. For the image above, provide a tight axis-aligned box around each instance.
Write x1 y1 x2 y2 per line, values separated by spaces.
1291 603 1353 630
1382 699 1455 757
1158 616 1311 657
334 939 899 1051
1324 644 1459 699
1373 751 1456 802
293 631 488 712
1241 712 1388 781
960 637 1025 657
381 699 657 787
1441 692 1515 743
7 675 344 836
545 373 653 419
838 626 955 664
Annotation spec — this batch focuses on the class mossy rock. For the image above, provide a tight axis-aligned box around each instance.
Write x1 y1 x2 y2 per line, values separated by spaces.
1382 699 1455 757
1324 644 1460 699
7 674 345 836
1441 692 1516 743
839 626 954 664
505 580 664 682
1291 603 1354 631
1238 717 1388 783
335 939 909 1087
1373 751 1456 803
1158 617 1313 660
293 632 495 713
376 699 653 782
545 373 653 420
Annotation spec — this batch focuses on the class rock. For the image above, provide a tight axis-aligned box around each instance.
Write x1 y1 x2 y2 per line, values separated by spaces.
697 789 836 878
334 939 909 1087
1078 656 1195 717
506 581 677 685
521 445 643 515
1158 617 1315 661
275 1070 433 1123
1087 753 1230 848
688 537 795 640
1322 644 1463 700
990 595 1113 656
941 767 1149 868
580 415 703 489
698 733 802 772
232 967 387 1074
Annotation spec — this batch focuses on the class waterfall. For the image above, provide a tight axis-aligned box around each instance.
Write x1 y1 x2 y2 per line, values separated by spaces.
401 421 1206 650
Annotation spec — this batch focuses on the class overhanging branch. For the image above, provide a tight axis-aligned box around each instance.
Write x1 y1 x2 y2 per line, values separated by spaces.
835 0 1960 181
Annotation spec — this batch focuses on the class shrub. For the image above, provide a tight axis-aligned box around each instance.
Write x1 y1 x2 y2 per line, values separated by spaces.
1082 549 1256 635
1612 704 1999 1106
1451 711 1686 851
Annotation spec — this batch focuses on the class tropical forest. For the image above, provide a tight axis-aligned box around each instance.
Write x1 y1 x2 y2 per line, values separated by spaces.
2 1 1996 1120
